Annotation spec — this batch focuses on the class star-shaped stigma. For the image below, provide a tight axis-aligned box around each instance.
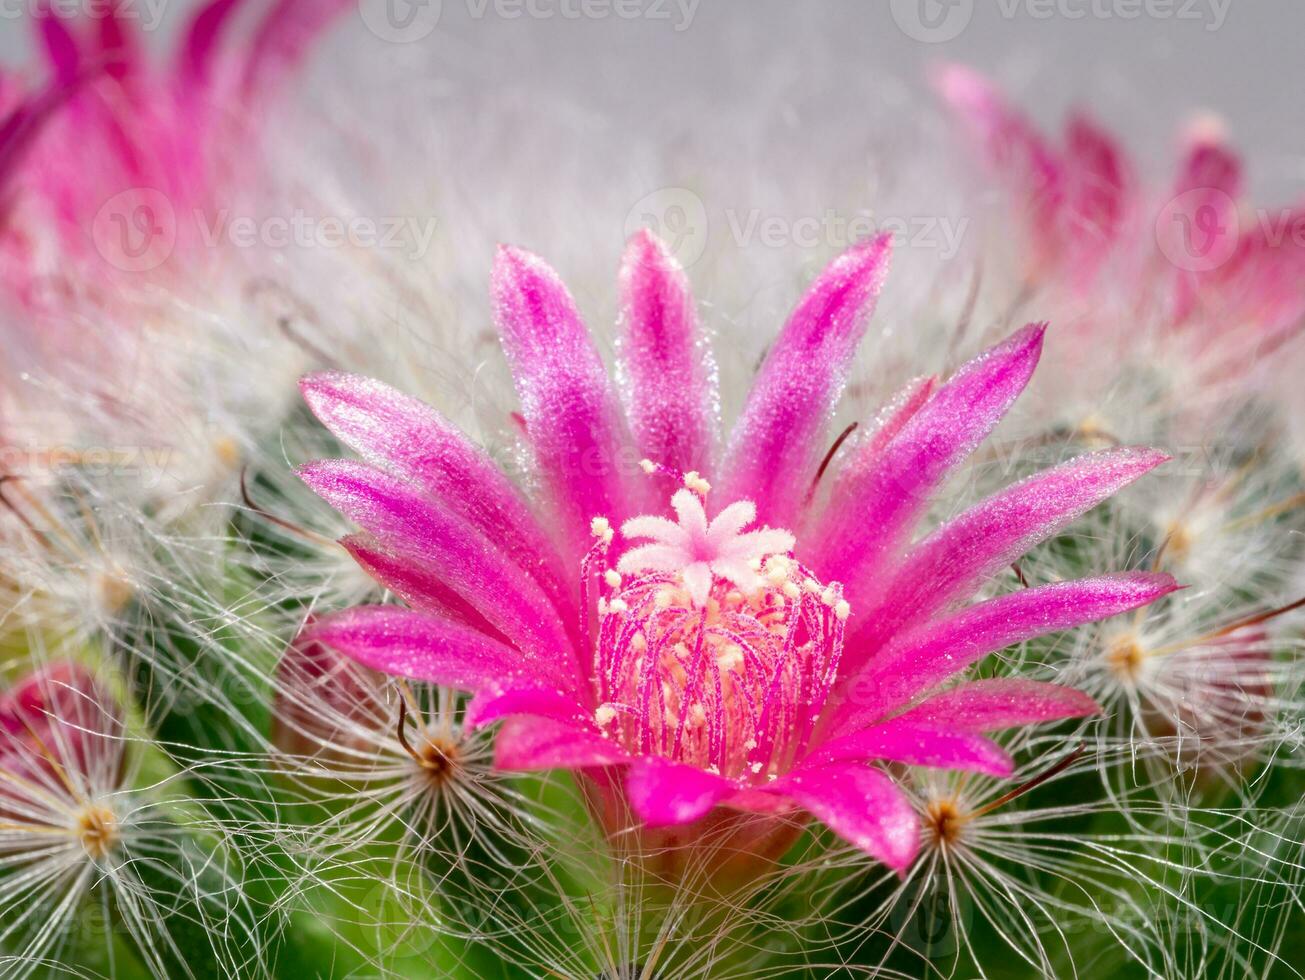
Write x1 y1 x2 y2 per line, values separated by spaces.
616 488 796 607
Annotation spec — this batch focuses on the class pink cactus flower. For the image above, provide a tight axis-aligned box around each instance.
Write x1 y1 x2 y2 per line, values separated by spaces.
936 64 1305 355
0 0 347 302
296 231 1176 875
0 662 124 852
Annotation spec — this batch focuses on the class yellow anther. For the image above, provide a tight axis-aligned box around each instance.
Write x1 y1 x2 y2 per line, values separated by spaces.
595 703 618 727
683 471 712 495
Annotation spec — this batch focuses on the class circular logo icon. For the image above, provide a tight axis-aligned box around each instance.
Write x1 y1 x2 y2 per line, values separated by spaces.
92 188 177 273
1155 187 1240 273
886 880 971 959
624 187 709 269
890 0 974 43
359 0 442 43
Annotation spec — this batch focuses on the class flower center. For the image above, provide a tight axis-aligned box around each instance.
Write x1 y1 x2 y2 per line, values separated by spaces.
586 487 848 784
414 737 459 786
1105 633 1146 683
925 797 967 849
75 804 118 859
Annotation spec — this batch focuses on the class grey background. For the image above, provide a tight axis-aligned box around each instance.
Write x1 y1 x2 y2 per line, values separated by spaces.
3 0 1302 197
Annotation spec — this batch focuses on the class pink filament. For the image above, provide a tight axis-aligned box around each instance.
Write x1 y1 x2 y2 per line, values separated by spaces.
590 555 844 783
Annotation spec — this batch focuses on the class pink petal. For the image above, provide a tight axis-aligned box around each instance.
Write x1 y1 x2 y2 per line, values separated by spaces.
1176 136 1242 200
854 446 1169 655
494 716 629 771
464 683 592 732
1061 112 1131 284
36 6 81 86
493 245 642 561
831 572 1179 734
720 235 892 527
766 762 919 872
271 619 390 761
625 757 736 827
1165 137 1243 322
933 64 1063 262
895 679 1100 731
0 664 122 800
301 372 572 624
299 459 576 673
805 722 1014 778
305 606 551 691
813 324 1047 622
343 534 504 638
179 0 249 89
0 83 77 198
96 0 140 81
241 0 351 98
860 374 938 460
618 229 716 479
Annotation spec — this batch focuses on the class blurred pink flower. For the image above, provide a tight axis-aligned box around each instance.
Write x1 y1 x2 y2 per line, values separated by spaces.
0 0 347 301
936 64 1305 356
0 662 124 848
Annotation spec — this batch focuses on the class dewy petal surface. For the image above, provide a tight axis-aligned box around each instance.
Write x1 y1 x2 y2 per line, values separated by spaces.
301 371 572 620
855 446 1169 651
767 762 919 872
815 323 1047 646
618 229 717 480
831 572 1179 734
720 235 891 527
305 606 550 692
895 679 1100 731
494 716 630 771
342 534 504 636
493 244 640 562
806 721 1015 777
298 459 575 672
625 757 736 827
